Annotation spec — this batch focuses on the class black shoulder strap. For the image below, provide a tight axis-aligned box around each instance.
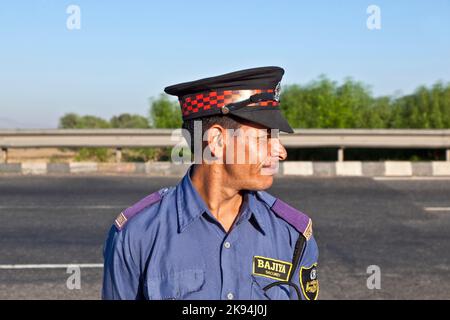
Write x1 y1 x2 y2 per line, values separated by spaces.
289 235 306 282
263 234 307 300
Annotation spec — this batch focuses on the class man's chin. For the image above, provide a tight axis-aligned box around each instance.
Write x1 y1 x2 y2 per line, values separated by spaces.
250 174 274 191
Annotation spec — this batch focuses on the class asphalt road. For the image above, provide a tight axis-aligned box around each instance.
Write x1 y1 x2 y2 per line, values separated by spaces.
0 175 449 300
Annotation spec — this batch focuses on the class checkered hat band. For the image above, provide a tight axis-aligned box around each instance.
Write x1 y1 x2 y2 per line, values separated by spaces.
180 89 278 118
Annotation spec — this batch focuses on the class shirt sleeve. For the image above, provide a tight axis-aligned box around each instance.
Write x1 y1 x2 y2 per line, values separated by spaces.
293 235 319 300
102 226 142 300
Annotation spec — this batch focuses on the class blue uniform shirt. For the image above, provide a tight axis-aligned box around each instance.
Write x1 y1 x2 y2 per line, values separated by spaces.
102 166 319 300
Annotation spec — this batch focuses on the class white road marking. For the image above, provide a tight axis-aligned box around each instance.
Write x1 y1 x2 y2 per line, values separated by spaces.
0 205 126 209
0 264 103 269
373 177 450 181
424 207 450 212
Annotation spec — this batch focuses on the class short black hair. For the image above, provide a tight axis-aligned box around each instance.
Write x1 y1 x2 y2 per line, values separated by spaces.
182 115 242 154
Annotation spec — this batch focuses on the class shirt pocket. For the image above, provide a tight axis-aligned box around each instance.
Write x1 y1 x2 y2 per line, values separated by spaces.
145 269 205 300
250 275 291 300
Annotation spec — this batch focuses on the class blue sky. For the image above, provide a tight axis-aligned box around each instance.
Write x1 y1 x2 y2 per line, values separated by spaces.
0 0 449 128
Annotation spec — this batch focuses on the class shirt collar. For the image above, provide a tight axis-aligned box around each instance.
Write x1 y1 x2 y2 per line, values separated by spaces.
176 165 267 235
176 165 209 233
247 191 267 235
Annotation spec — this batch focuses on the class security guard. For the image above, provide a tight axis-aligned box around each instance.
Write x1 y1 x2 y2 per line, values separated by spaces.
102 67 319 300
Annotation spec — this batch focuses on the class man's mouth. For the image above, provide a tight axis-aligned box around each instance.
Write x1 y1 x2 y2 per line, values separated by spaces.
260 160 280 175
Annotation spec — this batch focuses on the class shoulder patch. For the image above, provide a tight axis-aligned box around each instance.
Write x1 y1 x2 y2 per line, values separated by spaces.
114 188 166 231
271 198 313 240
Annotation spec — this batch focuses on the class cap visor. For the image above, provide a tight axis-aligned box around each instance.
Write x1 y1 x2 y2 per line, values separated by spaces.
230 109 294 133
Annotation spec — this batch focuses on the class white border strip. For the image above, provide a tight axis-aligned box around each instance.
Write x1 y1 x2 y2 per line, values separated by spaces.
373 177 450 181
424 207 450 212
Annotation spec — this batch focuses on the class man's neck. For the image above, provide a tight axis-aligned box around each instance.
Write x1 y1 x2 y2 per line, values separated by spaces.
190 164 244 232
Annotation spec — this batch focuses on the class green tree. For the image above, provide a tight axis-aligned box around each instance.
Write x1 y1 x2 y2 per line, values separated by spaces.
110 113 150 128
364 96 393 128
148 94 182 128
280 76 374 128
441 83 450 127
390 82 450 129
78 115 111 128
57 78 450 162
58 113 81 129
58 113 110 129
58 113 110 161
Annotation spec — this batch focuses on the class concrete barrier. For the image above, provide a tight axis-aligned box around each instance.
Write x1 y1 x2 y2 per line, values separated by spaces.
145 162 190 176
98 163 136 173
47 163 70 174
135 163 146 174
313 162 336 177
361 162 385 177
336 162 362 176
283 162 313 176
0 163 21 173
411 162 433 176
22 162 47 175
69 162 98 173
385 161 412 176
432 162 450 176
1 161 450 177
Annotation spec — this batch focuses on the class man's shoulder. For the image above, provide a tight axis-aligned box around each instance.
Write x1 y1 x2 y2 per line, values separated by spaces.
255 190 314 241
113 186 175 232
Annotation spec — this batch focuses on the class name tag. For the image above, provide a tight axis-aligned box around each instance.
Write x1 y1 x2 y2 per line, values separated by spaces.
252 256 292 282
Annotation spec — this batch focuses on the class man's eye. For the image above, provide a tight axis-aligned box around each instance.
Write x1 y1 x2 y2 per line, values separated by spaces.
256 136 269 144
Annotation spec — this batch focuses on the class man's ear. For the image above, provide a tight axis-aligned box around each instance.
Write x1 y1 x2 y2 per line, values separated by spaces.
204 125 225 161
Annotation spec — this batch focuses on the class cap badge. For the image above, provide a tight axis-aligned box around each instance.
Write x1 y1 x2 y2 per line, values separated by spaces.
274 82 281 102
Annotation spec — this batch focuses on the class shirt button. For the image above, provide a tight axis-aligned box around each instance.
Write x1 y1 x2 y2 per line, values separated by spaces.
227 292 234 300
224 241 231 249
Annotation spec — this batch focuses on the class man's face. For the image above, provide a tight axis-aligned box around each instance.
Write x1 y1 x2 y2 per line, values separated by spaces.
221 122 288 190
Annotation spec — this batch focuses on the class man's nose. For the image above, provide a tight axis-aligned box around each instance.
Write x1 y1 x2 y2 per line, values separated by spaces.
269 138 287 161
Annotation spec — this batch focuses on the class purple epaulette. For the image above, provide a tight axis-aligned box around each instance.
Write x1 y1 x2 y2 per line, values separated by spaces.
114 190 162 231
271 198 313 240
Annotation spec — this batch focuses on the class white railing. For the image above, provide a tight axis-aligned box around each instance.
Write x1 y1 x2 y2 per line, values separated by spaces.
1 129 450 162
